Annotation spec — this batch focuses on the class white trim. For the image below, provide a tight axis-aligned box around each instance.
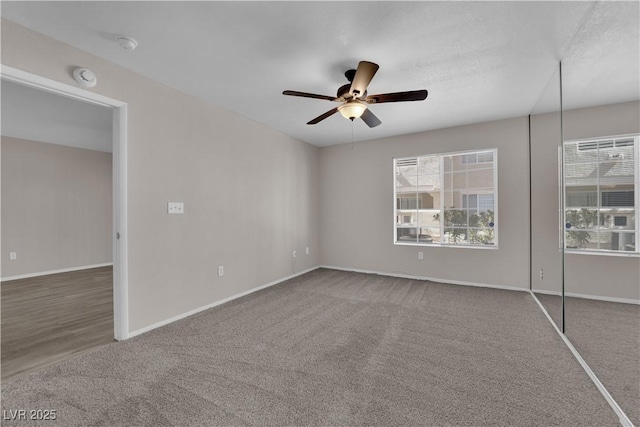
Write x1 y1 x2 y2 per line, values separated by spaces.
394 242 498 250
529 291 634 427
1 65 129 341
112 103 129 341
393 158 398 243
564 133 640 145
532 289 639 305
319 265 528 293
1 263 113 282
1 65 124 108
635 134 639 261
565 249 640 258
128 266 320 338
393 148 499 248
395 148 498 160
561 133 639 256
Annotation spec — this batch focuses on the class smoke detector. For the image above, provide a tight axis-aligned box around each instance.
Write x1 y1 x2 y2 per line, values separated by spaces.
116 35 138 51
72 67 97 88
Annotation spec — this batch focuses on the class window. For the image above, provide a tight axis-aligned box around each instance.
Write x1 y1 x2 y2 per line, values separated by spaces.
614 216 627 227
563 134 639 253
462 194 494 214
394 149 497 247
461 152 494 164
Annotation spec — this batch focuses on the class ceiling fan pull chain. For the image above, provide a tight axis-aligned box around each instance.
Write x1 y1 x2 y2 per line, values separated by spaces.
351 120 354 150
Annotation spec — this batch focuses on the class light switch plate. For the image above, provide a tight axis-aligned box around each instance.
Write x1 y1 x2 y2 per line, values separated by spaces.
9 252 17 260
168 202 184 214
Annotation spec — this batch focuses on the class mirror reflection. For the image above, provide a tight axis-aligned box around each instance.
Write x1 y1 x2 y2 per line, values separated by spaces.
561 1 639 424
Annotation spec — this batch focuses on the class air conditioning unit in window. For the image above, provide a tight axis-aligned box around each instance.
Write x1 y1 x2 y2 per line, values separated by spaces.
611 232 633 251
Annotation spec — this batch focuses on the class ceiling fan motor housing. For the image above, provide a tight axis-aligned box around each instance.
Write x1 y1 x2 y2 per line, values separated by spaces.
337 84 351 98
337 83 366 100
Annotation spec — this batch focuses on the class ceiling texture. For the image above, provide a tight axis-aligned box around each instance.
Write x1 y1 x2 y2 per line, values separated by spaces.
1 1 638 147
1 80 113 152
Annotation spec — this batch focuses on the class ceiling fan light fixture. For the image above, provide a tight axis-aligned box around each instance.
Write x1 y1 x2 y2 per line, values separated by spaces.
338 101 367 120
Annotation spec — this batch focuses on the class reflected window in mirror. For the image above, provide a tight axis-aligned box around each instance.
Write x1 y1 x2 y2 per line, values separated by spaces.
563 134 639 254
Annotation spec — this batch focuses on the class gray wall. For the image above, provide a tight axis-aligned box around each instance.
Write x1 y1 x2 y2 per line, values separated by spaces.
1 137 112 278
319 116 531 290
530 101 640 301
320 103 639 300
1 19 321 333
529 110 563 296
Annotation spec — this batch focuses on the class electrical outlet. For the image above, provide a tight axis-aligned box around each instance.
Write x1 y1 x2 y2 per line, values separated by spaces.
418 252 424 260
539 268 544 280
293 250 297 258
9 252 17 260
168 202 184 214
306 247 310 255
218 266 224 277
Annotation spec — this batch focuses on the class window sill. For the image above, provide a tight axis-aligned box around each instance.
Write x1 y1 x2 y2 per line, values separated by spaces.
564 249 640 258
394 242 499 250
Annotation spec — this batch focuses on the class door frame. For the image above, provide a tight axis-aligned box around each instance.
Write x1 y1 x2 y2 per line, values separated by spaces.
1 65 129 340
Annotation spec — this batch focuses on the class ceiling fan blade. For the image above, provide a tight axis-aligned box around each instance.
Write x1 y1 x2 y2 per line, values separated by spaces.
283 90 337 101
361 108 381 128
365 89 428 104
307 107 339 125
349 61 379 98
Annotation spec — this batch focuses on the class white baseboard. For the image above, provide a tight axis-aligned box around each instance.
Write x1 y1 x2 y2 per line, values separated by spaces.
128 266 320 339
532 289 639 305
319 265 528 293
1 263 114 282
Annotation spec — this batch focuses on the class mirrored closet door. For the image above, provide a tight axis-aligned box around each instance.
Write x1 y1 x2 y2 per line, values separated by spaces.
561 1 640 424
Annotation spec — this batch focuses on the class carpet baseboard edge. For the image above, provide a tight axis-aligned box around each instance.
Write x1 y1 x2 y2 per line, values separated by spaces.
531 289 639 305
319 265 528 293
1 263 114 282
128 266 320 338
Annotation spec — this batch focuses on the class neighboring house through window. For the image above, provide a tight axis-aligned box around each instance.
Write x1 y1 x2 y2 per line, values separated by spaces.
394 149 498 247
563 134 639 253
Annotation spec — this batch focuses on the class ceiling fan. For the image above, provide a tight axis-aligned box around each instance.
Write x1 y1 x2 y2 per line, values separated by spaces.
283 61 428 128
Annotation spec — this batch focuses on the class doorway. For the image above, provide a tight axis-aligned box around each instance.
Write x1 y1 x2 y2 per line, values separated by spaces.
1 65 128 378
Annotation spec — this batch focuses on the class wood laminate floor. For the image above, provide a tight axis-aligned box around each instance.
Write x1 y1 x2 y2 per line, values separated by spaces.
1 266 114 380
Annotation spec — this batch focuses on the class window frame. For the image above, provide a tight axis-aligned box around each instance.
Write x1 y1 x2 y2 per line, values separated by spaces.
394 148 499 249
562 134 639 256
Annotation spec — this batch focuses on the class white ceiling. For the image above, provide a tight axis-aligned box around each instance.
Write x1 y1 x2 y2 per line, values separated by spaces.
1 1 638 147
1 80 113 152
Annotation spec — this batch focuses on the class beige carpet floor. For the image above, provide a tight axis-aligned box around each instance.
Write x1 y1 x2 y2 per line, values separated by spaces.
1 268 620 426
